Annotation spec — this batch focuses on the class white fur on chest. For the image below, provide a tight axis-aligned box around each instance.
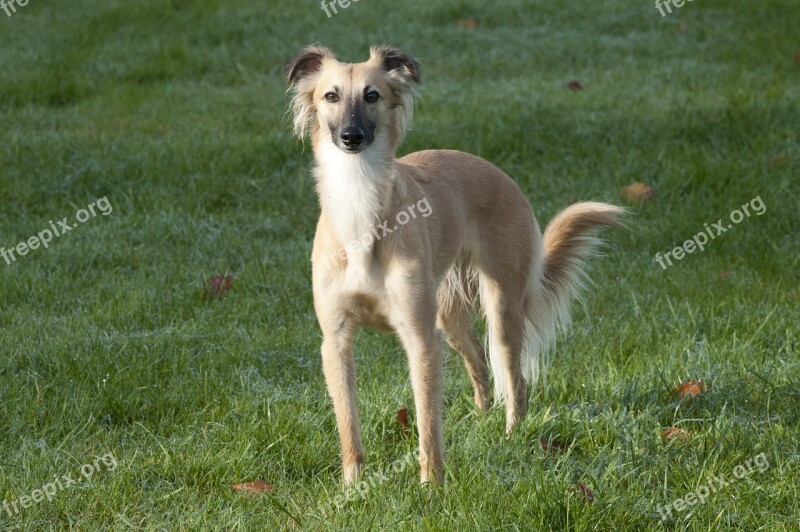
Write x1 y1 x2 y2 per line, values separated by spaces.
314 142 393 251
314 142 395 290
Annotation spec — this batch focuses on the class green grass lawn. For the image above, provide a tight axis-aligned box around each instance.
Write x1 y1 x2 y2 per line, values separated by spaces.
1 0 798 529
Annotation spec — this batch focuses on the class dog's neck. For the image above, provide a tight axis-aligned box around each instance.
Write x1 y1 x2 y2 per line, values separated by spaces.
313 141 399 251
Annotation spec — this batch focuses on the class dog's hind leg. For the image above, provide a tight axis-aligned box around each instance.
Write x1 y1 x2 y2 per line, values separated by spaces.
437 269 490 411
479 274 529 433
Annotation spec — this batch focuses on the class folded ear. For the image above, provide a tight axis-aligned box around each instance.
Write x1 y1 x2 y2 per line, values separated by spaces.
370 45 420 84
286 45 335 85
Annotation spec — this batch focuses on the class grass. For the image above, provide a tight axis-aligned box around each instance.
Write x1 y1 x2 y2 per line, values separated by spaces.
0 0 798 529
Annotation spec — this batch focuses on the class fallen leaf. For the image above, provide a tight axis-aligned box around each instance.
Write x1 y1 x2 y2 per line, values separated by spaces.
672 380 706 400
768 153 788 167
565 80 583 91
662 427 691 441
233 480 273 496
621 182 656 203
794 52 800 65
397 407 409 436
457 18 479 29
204 274 234 297
571 482 595 502
718 270 734 280
540 437 571 455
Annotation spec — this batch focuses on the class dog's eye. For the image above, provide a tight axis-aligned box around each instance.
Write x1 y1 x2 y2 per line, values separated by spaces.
364 91 380 103
324 92 340 103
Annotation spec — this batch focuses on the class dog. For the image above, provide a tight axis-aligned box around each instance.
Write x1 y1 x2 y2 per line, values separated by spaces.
286 44 624 485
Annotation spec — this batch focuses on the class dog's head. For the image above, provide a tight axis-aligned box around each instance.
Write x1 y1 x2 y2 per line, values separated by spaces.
286 45 420 154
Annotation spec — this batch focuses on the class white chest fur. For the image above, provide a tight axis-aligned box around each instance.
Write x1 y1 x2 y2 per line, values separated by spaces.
314 142 396 251
314 142 395 290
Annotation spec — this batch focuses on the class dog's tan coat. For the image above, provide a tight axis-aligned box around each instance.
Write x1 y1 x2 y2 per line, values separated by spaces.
287 45 624 484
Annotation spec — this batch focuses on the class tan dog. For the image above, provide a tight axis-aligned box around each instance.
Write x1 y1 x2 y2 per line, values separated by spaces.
286 44 624 485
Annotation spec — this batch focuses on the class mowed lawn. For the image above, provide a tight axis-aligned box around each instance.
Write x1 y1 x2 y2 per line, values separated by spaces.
0 0 798 529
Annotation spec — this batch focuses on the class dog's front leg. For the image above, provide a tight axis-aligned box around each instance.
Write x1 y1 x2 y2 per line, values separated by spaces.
386 270 444 484
320 318 364 485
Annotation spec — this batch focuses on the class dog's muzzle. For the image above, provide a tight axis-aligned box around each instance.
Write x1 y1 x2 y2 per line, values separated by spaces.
339 125 368 153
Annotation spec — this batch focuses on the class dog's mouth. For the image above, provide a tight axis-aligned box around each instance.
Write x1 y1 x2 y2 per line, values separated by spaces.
340 144 366 154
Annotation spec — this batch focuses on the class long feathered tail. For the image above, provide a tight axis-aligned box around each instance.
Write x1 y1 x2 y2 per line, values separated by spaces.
518 201 626 393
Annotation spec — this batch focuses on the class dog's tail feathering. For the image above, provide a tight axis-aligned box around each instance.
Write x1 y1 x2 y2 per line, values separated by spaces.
515 201 625 398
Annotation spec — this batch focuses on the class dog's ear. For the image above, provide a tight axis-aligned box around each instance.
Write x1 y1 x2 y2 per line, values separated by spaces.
286 45 334 85
286 45 335 139
370 45 420 84
369 45 420 142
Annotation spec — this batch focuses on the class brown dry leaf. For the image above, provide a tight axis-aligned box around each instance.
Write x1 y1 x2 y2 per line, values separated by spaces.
672 380 706 400
457 18 479 29
571 482 595 502
769 153 789 167
662 427 691 441
540 437 571 455
397 407 409 437
565 80 583 91
204 274 234 297
794 52 800 65
233 480 273 496
718 270 734 280
621 182 656 203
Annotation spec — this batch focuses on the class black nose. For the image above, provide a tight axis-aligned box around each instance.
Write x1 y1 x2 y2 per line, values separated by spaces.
340 127 364 147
